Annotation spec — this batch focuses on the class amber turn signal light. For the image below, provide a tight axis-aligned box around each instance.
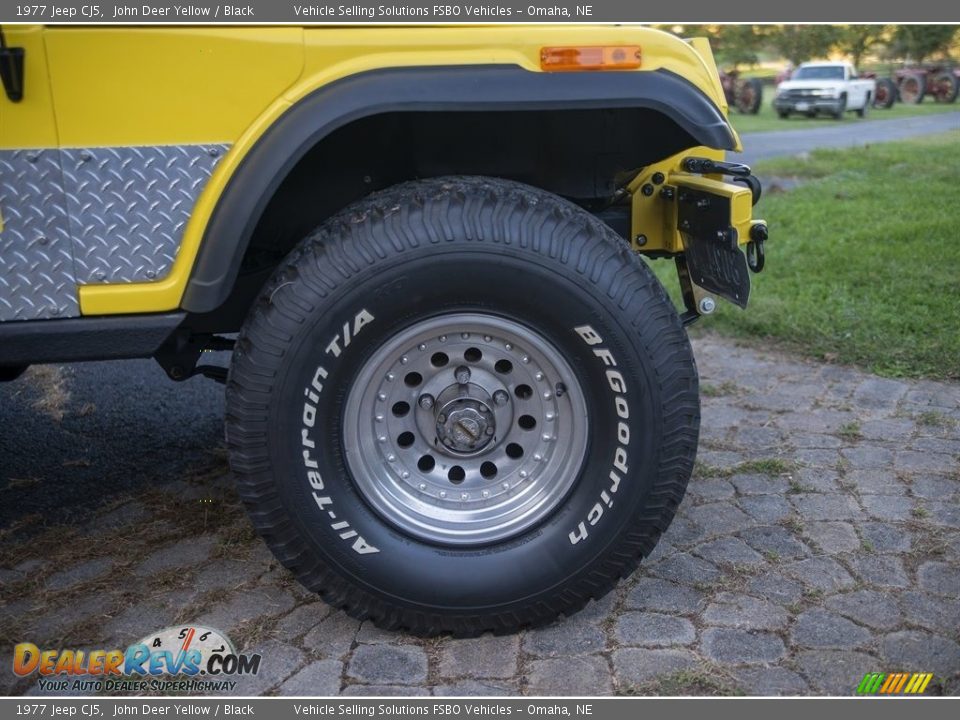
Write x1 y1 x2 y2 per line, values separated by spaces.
540 46 642 72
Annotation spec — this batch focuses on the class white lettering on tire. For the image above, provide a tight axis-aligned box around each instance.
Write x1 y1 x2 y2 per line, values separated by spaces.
324 309 375 357
568 324 631 545
301 310 380 555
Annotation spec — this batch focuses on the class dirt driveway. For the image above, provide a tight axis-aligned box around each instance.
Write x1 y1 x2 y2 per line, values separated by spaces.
2 334 957 697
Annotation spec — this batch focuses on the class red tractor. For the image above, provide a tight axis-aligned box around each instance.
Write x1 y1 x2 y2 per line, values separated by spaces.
720 69 764 114
860 72 899 109
892 65 960 104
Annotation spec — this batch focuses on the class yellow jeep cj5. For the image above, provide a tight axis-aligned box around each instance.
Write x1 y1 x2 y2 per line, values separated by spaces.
0 25 767 635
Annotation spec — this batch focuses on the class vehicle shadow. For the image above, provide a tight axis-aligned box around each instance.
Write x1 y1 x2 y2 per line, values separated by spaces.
0 359 226 532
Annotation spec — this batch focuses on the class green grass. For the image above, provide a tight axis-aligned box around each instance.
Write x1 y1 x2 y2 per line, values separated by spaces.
729 97 959 134
838 422 863 440
618 666 744 696
695 458 796 479
648 133 960 380
700 380 740 397
916 410 957 428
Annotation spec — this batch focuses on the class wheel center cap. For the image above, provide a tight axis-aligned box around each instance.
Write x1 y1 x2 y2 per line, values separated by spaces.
437 400 494 454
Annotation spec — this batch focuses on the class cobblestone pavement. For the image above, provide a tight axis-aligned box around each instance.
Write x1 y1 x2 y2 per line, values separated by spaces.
1 335 958 697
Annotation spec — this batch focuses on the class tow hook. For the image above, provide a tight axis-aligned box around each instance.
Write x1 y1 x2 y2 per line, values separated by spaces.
682 157 762 206
747 223 768 273
682 157 751 177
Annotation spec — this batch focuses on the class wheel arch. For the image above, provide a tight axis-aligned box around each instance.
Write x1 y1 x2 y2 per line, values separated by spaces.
178 65 736 325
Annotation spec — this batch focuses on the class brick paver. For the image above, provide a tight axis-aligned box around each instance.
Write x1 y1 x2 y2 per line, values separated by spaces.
1 335 958 696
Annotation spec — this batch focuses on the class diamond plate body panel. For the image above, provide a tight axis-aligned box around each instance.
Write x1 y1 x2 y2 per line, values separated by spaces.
61 145 228 284
0 150 80 321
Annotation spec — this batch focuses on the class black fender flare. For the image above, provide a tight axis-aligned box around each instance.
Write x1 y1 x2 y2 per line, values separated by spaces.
182 65 736 313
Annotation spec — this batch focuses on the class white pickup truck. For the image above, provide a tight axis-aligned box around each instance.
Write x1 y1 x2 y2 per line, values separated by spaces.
774 61 876 120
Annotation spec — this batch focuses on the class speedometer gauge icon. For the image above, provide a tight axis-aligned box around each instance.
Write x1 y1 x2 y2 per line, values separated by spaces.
134 625 235 674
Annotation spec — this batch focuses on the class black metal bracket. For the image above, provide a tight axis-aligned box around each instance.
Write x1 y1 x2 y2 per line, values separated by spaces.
0 29 24 103
154 332 235 384
675 255 703 327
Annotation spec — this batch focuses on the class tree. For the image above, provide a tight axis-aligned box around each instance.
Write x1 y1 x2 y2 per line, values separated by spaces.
768 25 841 66
892 25 959 64
653 24 768 70
713 25 769 70
836 25 890 69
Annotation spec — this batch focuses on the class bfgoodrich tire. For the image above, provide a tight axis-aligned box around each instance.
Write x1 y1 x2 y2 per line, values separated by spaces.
226 176 699 636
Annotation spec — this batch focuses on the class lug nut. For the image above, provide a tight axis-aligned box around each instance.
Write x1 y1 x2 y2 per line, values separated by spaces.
493 390 509 406
455 366 471 384
418 393 435 410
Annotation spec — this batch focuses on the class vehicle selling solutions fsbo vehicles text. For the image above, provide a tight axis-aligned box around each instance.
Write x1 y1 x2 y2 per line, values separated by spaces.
291 5 593 17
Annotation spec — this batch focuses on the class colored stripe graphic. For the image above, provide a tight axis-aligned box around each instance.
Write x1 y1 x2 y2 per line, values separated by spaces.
857 672 934 695
894 674 909 693
857 673 884 694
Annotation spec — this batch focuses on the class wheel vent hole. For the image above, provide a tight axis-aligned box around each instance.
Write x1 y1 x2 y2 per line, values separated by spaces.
506 443 524 459
518 415 537 431
430 352 449 368
397 432 415 448
404 372 423 387
480 462 498 479
417 455 435 472
495 359 513 374
514 384 533 400
464 347 482 362
448 465 466 484
392 401 410 417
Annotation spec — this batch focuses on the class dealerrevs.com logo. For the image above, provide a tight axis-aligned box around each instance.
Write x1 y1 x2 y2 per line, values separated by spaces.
13 625 261 693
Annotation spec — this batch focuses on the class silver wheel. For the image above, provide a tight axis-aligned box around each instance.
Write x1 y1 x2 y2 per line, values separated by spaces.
343 313 589 545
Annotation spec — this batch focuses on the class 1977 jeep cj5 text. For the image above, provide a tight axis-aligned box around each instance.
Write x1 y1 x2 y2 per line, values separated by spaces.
0 25 767 635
